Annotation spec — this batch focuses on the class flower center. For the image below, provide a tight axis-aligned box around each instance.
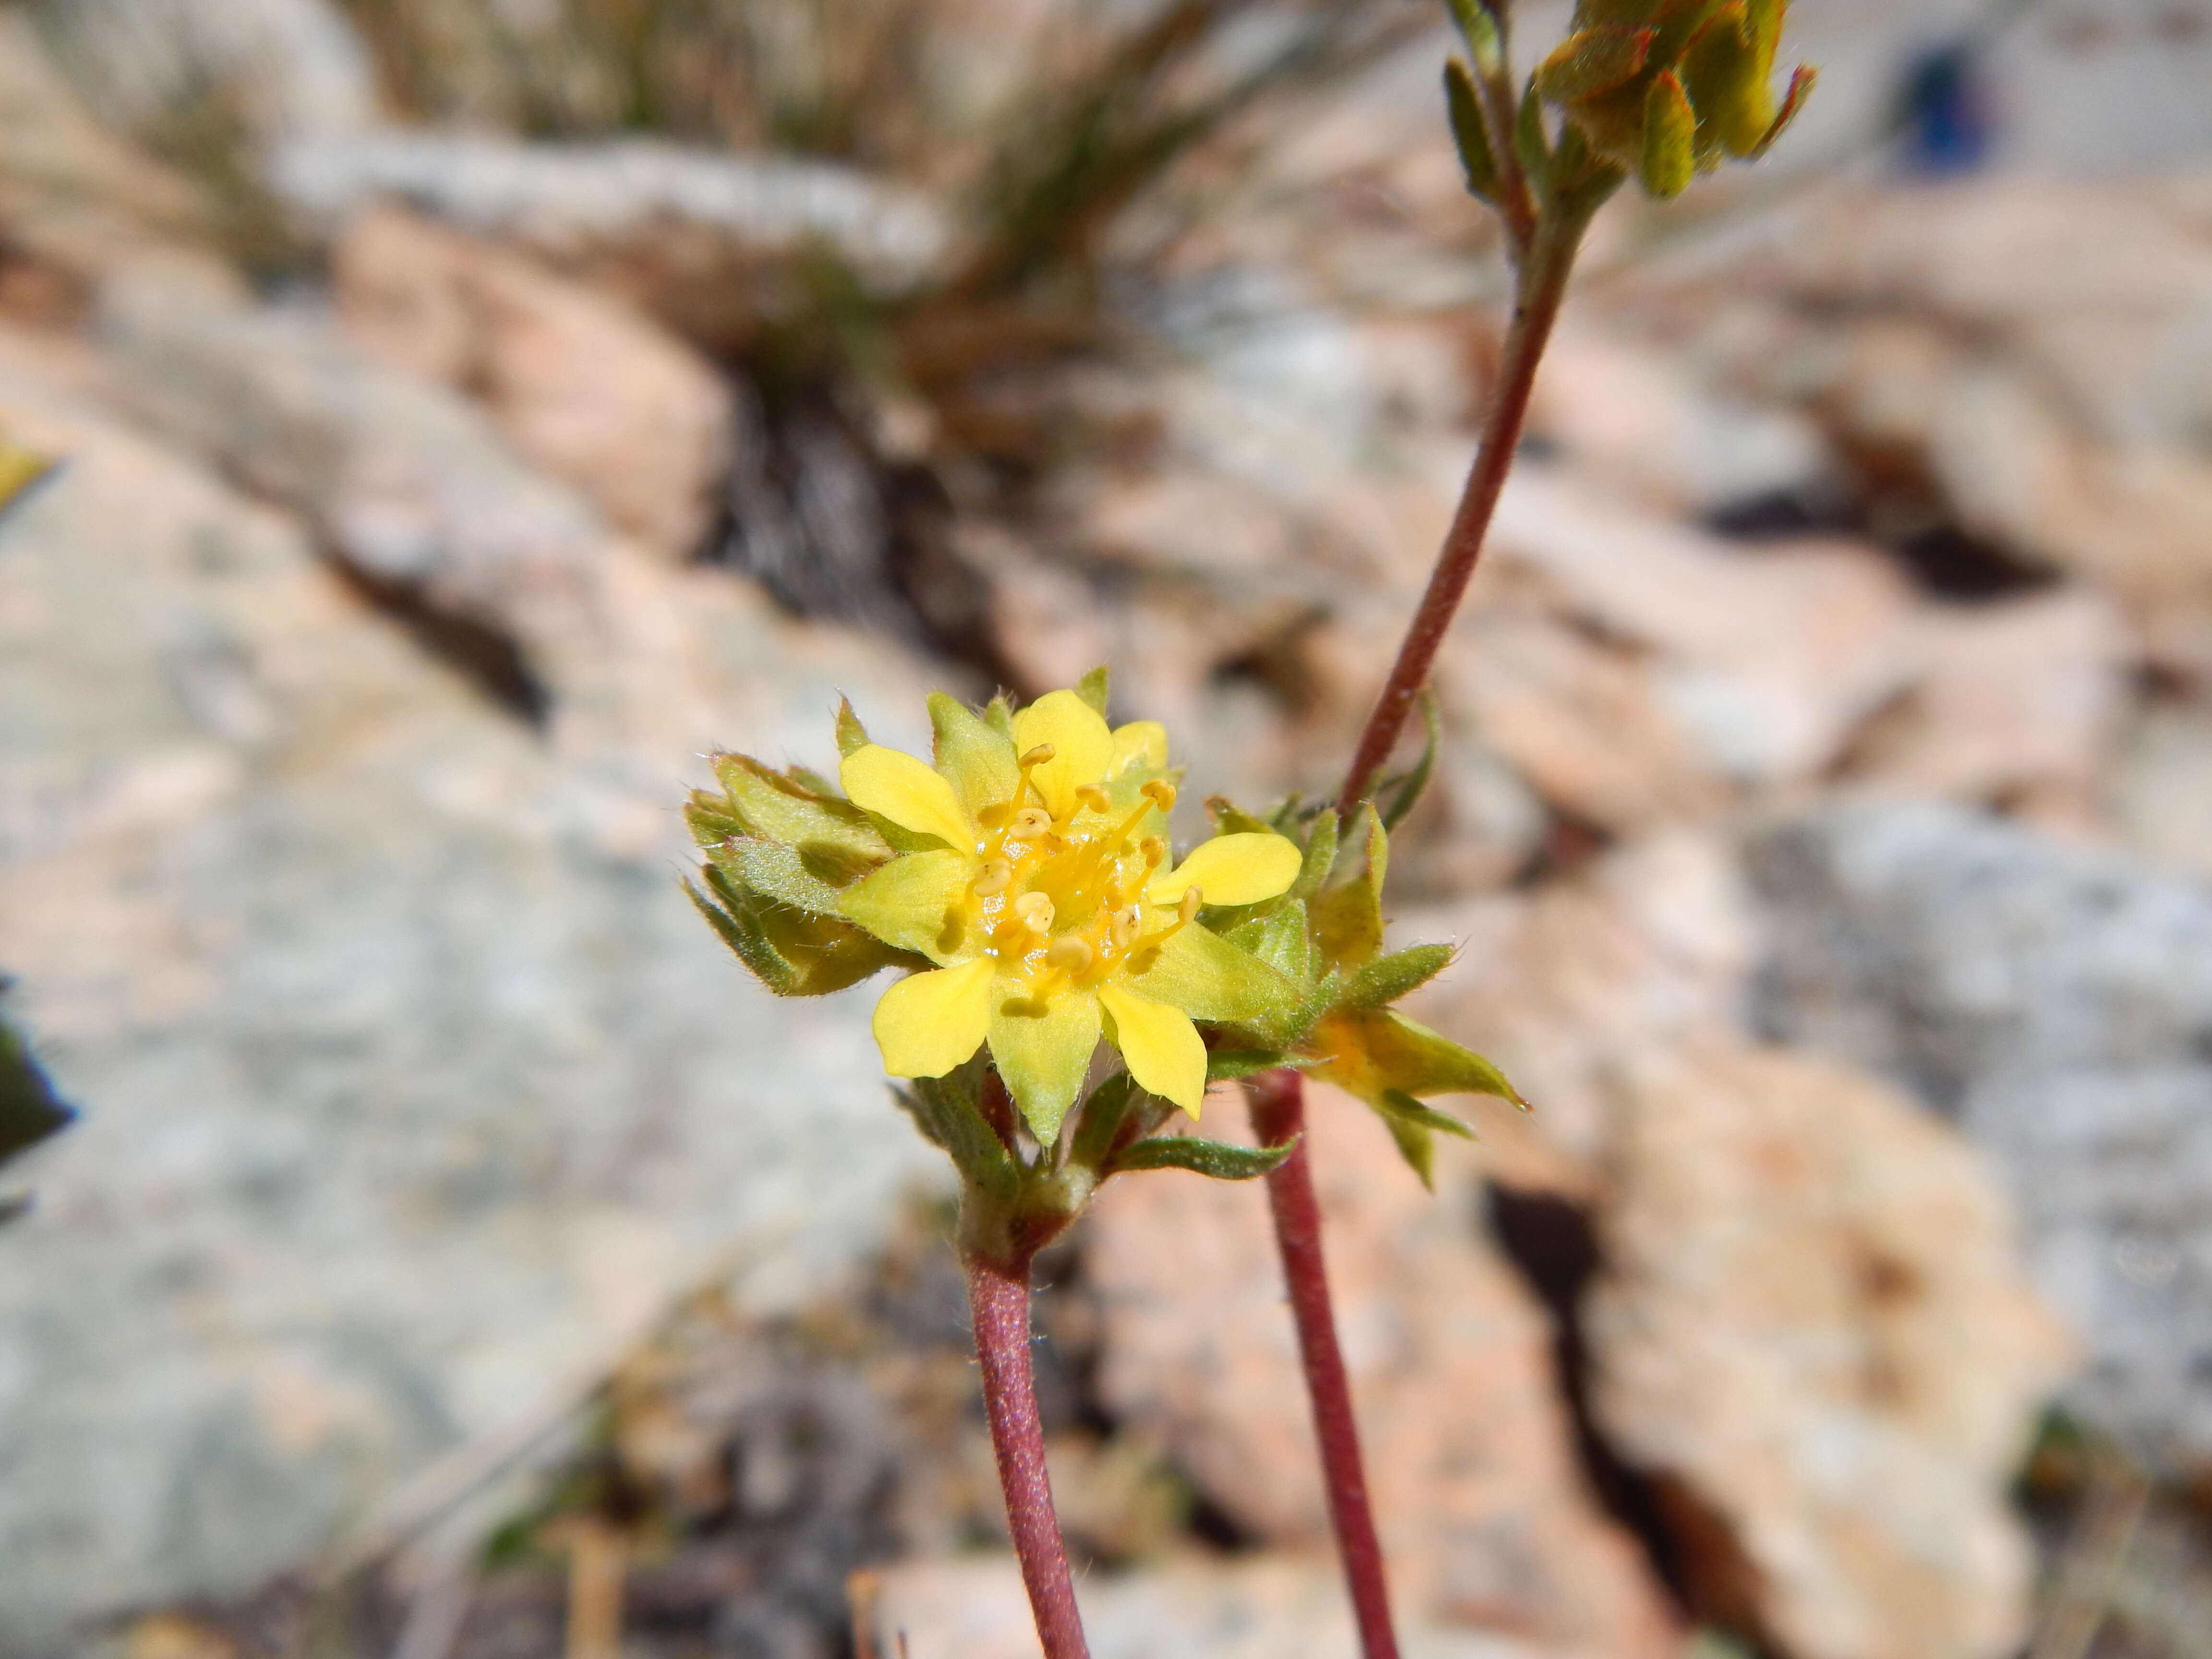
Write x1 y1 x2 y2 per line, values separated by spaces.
964 751 1195 1001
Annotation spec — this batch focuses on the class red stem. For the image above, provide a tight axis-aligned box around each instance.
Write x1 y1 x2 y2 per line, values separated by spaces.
1335 220 1583 819
965 1250 1091 1659
1248 1069 1400 1659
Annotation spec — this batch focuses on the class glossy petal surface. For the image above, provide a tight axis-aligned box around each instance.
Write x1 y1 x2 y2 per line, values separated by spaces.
841 745 975 851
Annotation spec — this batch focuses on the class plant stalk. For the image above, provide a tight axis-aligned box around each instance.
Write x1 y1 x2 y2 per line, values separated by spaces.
964 1248 1091 1659
1247 1068 1400 1659
1336 210 1588 819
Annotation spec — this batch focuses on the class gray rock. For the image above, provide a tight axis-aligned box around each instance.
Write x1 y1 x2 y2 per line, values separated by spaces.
0 327 945 1644
1748 795 2212 1470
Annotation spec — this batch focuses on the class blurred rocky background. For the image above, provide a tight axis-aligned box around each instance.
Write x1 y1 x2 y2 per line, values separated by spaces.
2 0 2211 1656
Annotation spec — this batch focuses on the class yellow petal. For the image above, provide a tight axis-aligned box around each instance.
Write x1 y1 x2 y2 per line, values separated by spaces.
872 958 994 1078
839 849 974 964
1108 720 1168 777
1011 690 1113 819
1098 981 1207 1115
840 744 975 852
1147 832 1301 908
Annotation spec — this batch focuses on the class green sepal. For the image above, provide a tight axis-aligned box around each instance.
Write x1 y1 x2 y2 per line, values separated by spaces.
1380 689 1442 833
929 691 1019 818
1306 1006 1525 1109
912 1067 1021 1199
1371 1090 1475 1190
1235 898 1314 985
1639 70 1697 197
1337 943 1454 1012
1444 60 1504 206
1535 25 1654 103
1310 805 1387 972
1110 1134 1297 1182
706 835 845 914
1381 1088 1477 1141
1267 794 1306 833
708 752 890 879
685 873 913 997
982 693 1015 738
1074 665 1111 717
834 696 869 758
1069 1071 1174 1176
684 793 748 848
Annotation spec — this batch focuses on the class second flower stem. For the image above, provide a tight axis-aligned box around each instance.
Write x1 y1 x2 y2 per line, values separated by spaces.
1336 211 1587 818
965 1248 1091 1659
1248 1068 1400 1659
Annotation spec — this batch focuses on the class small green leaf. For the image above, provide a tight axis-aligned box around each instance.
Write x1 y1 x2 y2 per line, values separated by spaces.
1381 689 1443 833
1074 666 1111 717
1338 943 1453 1011
1113 1134 1297 1181
692 867 915 995
1290 809 1339 902
1379 1088 1478 1141
1640 69 1697 197
834 696 869 758
1205 1049 1294 1083
1443 0 1503 71
1444 60 1503 206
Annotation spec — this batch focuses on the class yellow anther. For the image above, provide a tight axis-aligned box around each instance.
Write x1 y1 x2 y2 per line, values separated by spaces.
1140 835 1166 867
972 858 1014 895
1014 891 1055 933
1076 784 1112 814
1007 806 1053 840
1045 935 1094 973
1110 905 1142 950
1142 780 1178 812
1019 744 1056 767
1178 887 1202 926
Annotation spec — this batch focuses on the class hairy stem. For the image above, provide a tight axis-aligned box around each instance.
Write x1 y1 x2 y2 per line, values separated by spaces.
1248 1068 1400 1659
965 1249 1091 1659
1335 211 1588 818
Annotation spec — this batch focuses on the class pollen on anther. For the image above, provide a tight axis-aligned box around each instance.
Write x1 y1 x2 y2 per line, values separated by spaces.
1046 935 1094 972
1140 835 1166 867
1110 905 1142 949
973 858 1014 895
1019 744 1056 767
1008 806 1053 839
1142 780 1177 812
1178 887 1202 925
1014 891 1055 933
1076 784 1112 814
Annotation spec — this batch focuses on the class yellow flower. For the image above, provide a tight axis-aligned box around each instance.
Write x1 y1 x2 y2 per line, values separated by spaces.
836 689 1300 1135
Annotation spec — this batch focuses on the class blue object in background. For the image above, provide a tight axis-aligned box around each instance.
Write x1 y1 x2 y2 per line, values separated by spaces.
1897 43 1998 172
